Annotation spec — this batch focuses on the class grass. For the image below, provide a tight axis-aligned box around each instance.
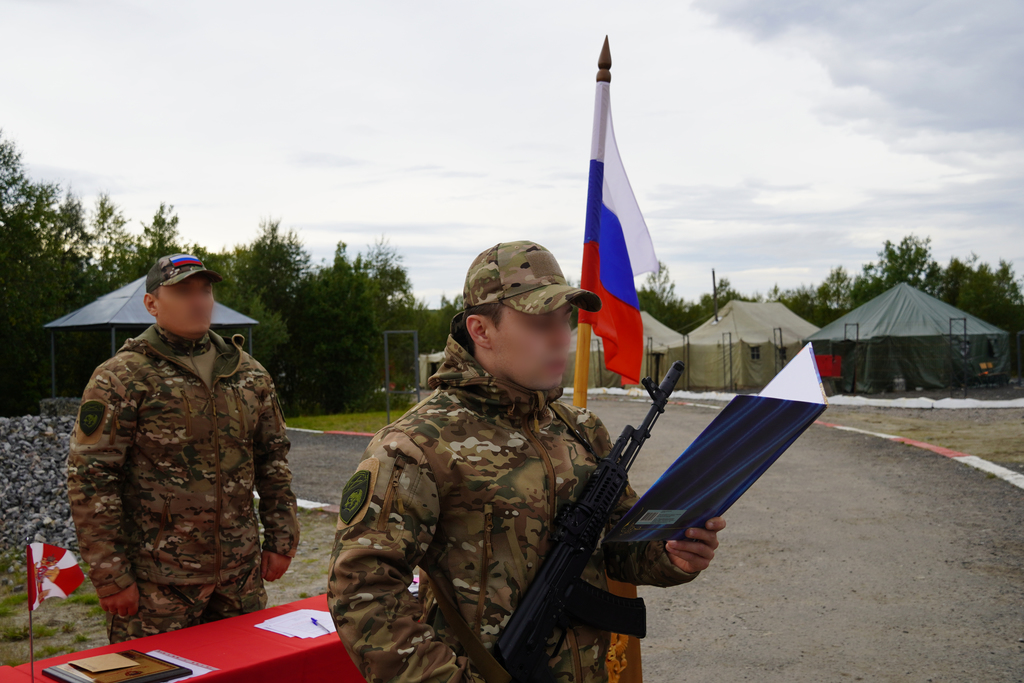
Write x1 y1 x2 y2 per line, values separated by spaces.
822 407 1024 464
287 407 412 434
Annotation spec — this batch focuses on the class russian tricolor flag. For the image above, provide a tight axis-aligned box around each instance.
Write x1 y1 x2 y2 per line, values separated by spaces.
579 65 658 385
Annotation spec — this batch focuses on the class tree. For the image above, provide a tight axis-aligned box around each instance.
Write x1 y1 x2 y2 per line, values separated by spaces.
851 235 942 305
285 242 380 414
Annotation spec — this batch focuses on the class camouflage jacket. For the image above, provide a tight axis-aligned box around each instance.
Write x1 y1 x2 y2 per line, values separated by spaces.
67 324 299 598
328 335 697 683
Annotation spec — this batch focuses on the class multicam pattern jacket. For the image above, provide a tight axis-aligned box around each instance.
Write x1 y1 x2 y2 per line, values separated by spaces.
67 324 299 598
328 335 698 683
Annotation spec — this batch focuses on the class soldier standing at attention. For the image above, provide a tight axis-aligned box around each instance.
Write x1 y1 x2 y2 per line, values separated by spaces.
328 241 726 682
68 253 300 642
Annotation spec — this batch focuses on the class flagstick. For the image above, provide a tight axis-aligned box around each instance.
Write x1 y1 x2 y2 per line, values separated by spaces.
572 323 592 408
26 543 35 683
578 36 644 683
29 602 34 682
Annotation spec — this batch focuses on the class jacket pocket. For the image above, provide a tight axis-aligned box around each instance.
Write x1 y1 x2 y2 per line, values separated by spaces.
376 457 408 532
154 495 172 550
231 385 252 447
474 503 494 634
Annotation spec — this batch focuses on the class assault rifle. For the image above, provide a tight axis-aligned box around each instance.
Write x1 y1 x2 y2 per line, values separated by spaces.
493 360 685 683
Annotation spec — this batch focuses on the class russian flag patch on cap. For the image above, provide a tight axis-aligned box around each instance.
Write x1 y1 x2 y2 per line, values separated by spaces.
170 254 204 268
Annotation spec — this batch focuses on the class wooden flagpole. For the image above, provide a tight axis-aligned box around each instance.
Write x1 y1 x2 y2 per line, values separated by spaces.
575 36 644 683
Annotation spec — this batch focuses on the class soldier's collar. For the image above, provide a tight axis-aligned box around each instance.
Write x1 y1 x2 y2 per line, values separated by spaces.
429 334 563 417
155 324 213 356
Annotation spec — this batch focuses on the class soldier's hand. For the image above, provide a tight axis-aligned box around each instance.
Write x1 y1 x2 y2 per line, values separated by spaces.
665 517 726 574
99 582 139 617
261 551 291 582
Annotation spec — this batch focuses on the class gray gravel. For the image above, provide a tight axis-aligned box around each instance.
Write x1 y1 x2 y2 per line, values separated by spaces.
0 415 78 552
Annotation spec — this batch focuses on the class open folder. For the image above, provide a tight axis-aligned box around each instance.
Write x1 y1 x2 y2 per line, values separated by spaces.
604 343 828 543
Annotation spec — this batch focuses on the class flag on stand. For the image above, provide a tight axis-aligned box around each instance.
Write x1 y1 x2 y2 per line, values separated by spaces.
27 543 85 611
579 43 659 386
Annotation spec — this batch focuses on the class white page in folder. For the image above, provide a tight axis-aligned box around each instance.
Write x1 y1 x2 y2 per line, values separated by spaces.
757 342 827 405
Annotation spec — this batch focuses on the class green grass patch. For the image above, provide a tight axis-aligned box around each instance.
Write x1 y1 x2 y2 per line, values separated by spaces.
287 407 412 434
1 594 27 608
66 593 99 605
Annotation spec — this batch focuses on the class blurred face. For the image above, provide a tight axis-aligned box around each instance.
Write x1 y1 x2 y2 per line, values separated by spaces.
143 276 215 340
467 302 573 391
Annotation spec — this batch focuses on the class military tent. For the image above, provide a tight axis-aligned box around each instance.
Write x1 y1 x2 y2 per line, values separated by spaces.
805 283 1009 393
655 300 820 391
562 311 686 387
417 351 445 388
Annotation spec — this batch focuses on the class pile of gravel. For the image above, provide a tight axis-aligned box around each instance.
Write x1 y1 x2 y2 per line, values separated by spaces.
0 415 79 552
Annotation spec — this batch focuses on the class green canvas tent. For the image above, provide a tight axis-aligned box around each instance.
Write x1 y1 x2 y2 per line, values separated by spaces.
805 283 1010 393
653 300 819 391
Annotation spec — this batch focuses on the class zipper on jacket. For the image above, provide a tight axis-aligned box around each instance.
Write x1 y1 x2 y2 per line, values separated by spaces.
233 385 249 443
522 416 558 526
210 379 223 582
475 503 493 635
155 496 171 549
181 393 193 437
110 401 120 447
376 459 407 532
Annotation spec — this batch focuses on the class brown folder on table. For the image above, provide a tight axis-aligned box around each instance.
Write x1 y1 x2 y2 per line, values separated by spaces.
43 649 191 683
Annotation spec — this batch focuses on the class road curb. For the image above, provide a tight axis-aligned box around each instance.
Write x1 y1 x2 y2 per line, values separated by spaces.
814 420 1024 491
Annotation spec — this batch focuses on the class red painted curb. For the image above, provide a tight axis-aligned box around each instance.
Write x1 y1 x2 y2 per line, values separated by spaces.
323 430 376 437
890 437 970 459
814 420 972 459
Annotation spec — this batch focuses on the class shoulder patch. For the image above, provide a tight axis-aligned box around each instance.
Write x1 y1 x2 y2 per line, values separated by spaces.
338 458 380 529
78 400 107 438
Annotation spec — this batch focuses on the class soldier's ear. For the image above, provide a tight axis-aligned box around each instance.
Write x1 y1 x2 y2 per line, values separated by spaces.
143 291 159 317
466 315 495 351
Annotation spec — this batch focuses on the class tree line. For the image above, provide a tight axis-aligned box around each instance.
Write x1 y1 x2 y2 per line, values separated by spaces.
3 128 1022 417
638 235 1024 364
0 132 458 417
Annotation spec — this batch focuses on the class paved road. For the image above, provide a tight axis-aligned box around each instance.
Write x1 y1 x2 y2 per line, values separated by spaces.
286 397 1024 681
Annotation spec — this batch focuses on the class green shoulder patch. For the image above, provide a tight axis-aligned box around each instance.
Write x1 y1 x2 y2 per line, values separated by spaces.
339 470 372 525
78 400 107 437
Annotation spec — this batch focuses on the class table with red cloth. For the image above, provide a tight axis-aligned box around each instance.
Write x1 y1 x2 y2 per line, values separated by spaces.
0 595 363 683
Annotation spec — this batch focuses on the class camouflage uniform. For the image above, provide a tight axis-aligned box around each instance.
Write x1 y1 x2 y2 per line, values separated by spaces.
328 242 699 682
68 254 299 642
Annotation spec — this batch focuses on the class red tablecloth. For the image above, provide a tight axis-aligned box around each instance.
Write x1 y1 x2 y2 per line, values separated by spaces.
0 595 363 683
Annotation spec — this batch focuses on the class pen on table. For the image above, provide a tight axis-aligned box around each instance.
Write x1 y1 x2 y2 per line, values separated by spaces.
310 617 332 634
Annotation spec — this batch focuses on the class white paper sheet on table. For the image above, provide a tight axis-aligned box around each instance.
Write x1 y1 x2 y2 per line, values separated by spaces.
254 609 335 638
146 649 218 681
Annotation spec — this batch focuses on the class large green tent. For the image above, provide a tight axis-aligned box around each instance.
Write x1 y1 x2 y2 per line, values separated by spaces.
805 283 1010 393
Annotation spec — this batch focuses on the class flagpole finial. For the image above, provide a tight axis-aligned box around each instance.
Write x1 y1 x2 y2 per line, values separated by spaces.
597 36 612 83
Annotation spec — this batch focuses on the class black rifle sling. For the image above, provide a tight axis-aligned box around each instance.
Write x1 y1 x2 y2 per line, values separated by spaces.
426 575 511 683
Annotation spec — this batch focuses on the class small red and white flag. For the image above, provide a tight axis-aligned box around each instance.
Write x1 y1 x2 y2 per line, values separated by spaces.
26 543 85 611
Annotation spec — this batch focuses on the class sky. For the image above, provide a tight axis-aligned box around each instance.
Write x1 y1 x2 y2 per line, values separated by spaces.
3 0 1022 308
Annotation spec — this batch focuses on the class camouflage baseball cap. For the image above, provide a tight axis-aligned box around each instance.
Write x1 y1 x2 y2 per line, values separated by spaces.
146 253 223 293
450 241 601 335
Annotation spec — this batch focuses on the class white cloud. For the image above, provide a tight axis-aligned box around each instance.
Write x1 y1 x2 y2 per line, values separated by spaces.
3 0 1021 308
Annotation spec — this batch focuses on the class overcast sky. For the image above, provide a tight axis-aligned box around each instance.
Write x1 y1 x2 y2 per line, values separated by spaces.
3 0 1022 307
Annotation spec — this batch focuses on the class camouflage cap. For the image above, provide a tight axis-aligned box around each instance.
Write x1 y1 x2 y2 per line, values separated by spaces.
146 254 223 294
450 241 601 335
